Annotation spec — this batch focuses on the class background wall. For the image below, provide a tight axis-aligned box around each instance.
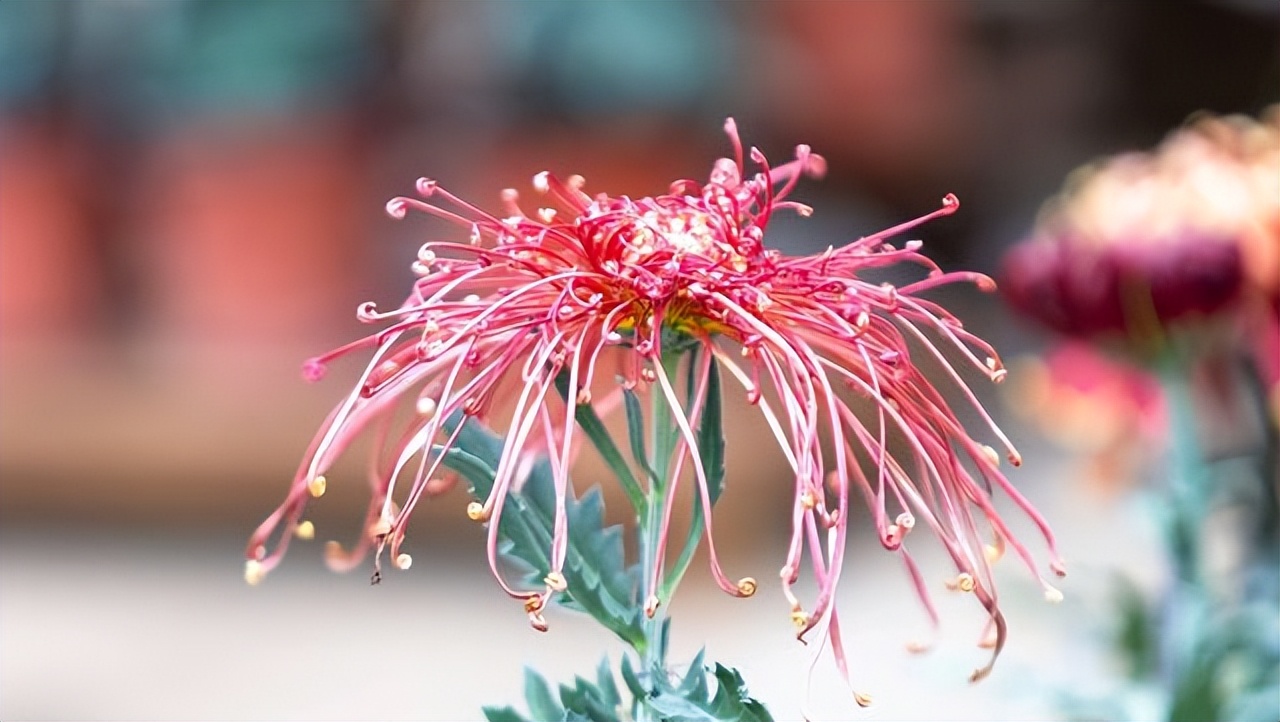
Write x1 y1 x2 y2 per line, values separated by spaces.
1 1 1276 719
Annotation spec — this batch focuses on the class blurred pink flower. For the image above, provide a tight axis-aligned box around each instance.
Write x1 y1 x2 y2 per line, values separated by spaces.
1002 108 1279 414
1009 342 1166 494
247 120 1062 689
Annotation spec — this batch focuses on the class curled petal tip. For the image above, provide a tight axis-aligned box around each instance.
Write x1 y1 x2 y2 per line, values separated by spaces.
979 444 1002 467
644 595 660 618
790 609 810 630
307 476 327 498
385 198 408 219
805 153 828 178
415 178 437 196
244 560 266 586
941 193 960 212
369 517 392 539
301 360 326 382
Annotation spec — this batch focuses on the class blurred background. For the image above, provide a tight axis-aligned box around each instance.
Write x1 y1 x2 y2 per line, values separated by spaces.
1 1 1277 720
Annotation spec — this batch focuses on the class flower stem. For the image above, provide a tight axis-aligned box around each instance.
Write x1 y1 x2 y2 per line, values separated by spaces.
1160 368 1209 586
638 351 685 695
1154 367 1210 708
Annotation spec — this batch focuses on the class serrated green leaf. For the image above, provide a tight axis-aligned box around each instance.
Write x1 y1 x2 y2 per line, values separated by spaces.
501 655 771 722
483 706 531 722
707 664 772 721
493 663 627 722
524 667 564 722
676 649 709 699
646 693 720 721
558 679 617 722
440 411 645 649
596 657 622 709
630 653 772 722
620 654 648 705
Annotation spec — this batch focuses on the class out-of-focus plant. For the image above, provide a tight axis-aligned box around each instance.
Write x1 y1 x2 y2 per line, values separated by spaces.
1003 109 1279 722
243 120 1063 719
1008 342 1167 496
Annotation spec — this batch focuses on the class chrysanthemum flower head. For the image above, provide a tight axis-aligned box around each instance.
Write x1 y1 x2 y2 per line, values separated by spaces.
1002 107 1278 343
1002 107 1279 417
248 119 1063 692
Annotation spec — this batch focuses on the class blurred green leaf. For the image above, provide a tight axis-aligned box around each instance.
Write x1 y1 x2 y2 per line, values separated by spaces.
1112 574 1159 680
1226 684 1280 722
1168 653 1223 722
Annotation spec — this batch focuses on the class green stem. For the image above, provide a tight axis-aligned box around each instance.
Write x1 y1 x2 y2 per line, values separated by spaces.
1160 367 1209 587
638 351 684 698
1157 361 1223 722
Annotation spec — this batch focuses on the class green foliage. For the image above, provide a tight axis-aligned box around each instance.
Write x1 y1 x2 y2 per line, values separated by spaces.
486 655 772 722
629 651 773 722
623 387 660 487
1062 369 1280 722
1086 557 1280 722
482 660 624 722
1112 574 1158 680
554 374 646 512
439 412 645 649
446 348 771 721
662 359 725 601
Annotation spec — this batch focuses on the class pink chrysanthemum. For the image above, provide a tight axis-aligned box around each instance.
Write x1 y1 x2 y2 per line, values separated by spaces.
1002 108 1279 418
247 119 1062 688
